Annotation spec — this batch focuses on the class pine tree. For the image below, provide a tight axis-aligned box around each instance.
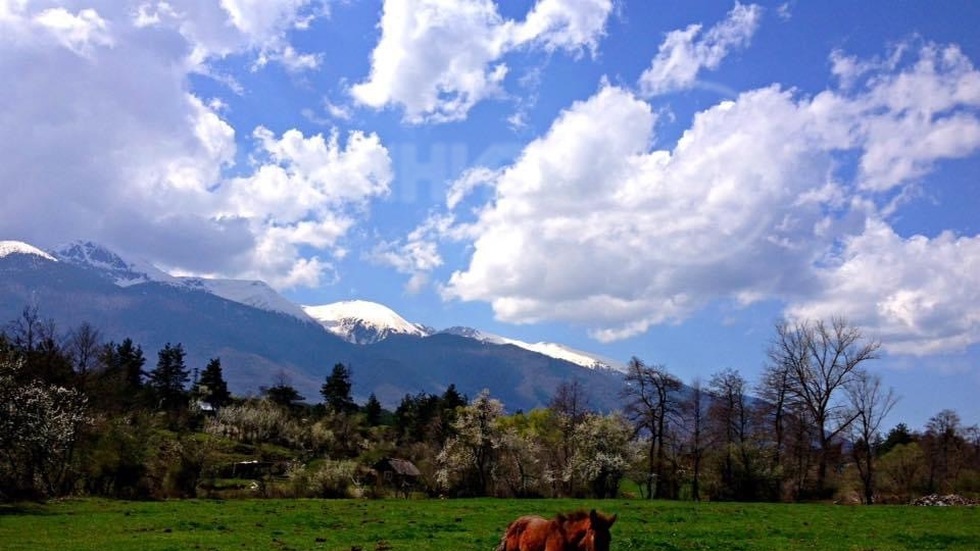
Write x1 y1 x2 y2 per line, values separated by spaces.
195 357 231 410
92 338 146 411
264 383 304 409
116 338 146 392
148 342 189 412
364 392 383 426
321 363 357 414
438 383 468 443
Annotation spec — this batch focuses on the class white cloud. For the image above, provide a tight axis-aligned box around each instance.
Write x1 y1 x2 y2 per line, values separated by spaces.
410 42 980 351
219 0 313 39
33 7 114 56
440 83 827 339
253 43 322 72
851 44 980 191
507 0 612 54
369 213 451 294
324 99 352 121
350 0 508 123
787 220 980 355
351 0 612 123
131 0 327 71
0 1 391 289
776 3 792 21
638 2 762 97
213 126 392 286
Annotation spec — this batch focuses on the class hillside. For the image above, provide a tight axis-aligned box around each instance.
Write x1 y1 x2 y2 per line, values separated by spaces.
0 240 626 411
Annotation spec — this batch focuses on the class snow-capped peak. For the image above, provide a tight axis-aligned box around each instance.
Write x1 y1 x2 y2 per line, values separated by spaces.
441 326 510 345
441 326 626 372
180 277 313 323
0 240 57 261
52 240 176 287
303 300 432 344
49 241 313 322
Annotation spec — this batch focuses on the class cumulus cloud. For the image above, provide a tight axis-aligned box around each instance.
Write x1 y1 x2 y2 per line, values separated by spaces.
788 219 980 355
134 0 328 71
215 127 392 287
441 84 829 339
401 41 980 351
351 0 612 123
507 0 613 54
0 1 391 288
846 44 980 191
638 2 762 97
369 213 453 294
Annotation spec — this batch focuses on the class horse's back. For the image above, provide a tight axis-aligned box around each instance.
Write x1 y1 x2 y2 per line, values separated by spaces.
497 515 555 551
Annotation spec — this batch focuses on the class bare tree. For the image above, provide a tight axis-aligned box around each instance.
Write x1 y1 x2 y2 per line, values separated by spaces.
757 362 791 472
684 378 707 502
7 304 43 353
621 357 681 499
846 370 898 504
550 379 590 422
768 317 880 495
923 409 964 493
709 368 752 498
67 322 102 376
7 306 73 386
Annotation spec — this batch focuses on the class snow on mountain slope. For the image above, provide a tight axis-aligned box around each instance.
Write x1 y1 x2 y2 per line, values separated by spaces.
28 239 626 369
52 240 177 287
180 277 313 322
304 300 432 344
441 326 626 372
51 241 312 322
0 240 57 261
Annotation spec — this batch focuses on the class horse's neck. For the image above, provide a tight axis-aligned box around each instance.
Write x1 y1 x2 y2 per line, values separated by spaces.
560 522 589 551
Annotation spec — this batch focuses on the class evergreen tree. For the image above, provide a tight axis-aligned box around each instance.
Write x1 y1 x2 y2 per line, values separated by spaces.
91 338 146 412
264 383 304 409
195 357 231 410
364 392 383 426
438 384 468 442
147 343 189 411
264 371 305 410
441 383 467 411
115 338 146 392
880 423 914 456
321 363 357 414
395 391 442 444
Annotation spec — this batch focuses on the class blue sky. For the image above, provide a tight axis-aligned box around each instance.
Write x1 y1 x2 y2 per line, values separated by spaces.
3 0 980 430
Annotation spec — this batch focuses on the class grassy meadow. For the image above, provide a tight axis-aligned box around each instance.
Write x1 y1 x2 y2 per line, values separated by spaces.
2 498 979 551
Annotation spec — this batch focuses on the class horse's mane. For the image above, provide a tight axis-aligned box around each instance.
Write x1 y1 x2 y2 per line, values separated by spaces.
555 510 591 523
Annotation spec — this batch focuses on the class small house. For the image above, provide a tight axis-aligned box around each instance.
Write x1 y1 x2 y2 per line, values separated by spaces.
372 458 421 497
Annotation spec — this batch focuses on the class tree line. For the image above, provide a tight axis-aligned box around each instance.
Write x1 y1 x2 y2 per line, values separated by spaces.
1 305 978 504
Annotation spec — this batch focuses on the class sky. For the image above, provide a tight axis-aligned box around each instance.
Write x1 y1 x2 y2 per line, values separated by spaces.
3 0 980 430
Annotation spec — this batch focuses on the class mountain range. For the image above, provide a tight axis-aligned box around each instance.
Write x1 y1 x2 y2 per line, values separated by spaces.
0 239 627 411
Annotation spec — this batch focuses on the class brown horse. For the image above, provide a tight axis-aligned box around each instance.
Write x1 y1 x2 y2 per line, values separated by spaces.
495 509 616 551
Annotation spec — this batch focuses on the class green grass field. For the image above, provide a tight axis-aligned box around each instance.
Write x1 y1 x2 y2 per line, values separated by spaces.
1 498 978 550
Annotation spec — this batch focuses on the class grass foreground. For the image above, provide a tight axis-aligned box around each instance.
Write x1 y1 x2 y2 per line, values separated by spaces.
1 498 978 550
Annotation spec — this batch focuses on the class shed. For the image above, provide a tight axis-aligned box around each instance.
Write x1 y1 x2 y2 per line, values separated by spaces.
372 458 421 497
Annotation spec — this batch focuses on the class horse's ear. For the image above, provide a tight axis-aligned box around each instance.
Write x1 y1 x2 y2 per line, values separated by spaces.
608 514 617 527
589 509 598 524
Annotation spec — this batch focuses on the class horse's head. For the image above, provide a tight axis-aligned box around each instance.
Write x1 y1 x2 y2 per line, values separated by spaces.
584 509 616 551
